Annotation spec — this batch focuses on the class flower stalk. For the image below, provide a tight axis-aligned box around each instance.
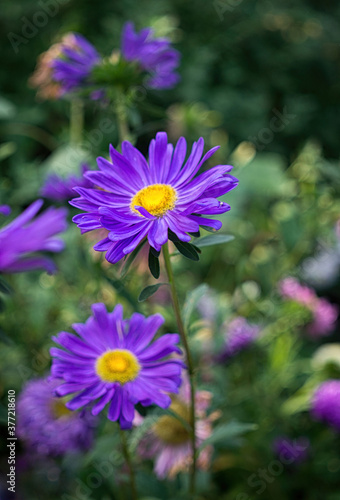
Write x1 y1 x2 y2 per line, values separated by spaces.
70 98 84 146
119 427 138 500
163 241 197 496
115 91 130 144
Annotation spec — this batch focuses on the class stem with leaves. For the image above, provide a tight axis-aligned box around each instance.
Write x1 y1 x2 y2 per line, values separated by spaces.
119 427 138 500
163 241 197 496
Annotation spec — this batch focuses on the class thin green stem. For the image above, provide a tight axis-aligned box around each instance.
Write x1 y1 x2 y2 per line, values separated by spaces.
119 428 138 500
115 92 130 144
163 241 197 497
69 98 84 146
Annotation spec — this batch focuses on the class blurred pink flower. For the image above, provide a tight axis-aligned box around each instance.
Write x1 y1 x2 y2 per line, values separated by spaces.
137 375 219 479
279 277 338 338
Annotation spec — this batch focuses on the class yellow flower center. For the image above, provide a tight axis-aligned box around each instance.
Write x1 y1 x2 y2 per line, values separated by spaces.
51 399 73 419
95 349 141 384
153 398 192 445
130 184 177 217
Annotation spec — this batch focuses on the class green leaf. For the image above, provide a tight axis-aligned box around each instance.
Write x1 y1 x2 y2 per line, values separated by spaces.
183 284 209 329
194 233 234 248
0 276 12 295
200 421 257 449
0 142 17 162
173 240 200 261
148 248 160 279
149 246 160 258
138 283 168 302
199 225 216 233
120 239 146 278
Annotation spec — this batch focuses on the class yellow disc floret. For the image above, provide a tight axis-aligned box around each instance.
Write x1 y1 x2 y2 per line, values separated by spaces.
95 349 141 384
51 399 73 419
130 184 177 217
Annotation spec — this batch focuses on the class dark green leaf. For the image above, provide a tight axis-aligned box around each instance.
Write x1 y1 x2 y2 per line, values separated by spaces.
173 240 200 261
149 246 160 258
138 283 168 302
168 228 181 243
0 276 12 295
194 234 235 248
148 248 160 279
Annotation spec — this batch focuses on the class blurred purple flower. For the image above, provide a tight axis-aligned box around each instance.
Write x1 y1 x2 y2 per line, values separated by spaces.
40 164 93 202
312 380 340 431
17 377 95 456
52 33 100 94
121 22 180 89
273 436 310 464
0 200 67 274
221 317 259 360
71 132 237 264
50 303 183 429
279 277 338 338
0 205 11 216
137 374 217 479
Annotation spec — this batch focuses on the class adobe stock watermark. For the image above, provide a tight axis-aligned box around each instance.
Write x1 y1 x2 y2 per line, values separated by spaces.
7 0 70 54
235 438 309 499
248 107 296 152
61 450 124 500
213 0 244 21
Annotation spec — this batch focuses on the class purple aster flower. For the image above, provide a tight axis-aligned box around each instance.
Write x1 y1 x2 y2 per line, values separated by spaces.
0 205 11 216
50 303 183 430
273 436 310 464
70 132 238 264
40 164 93 202
121 22 180 89
279 277 338 338
221 317 259 360
52 33 100 94
311 380 340 430
17 377 95 456
0 200 67 274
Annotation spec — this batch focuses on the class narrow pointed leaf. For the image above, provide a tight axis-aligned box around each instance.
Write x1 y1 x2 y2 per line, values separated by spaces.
148 248 160 279
173 240 200 261
138 283 168 302
194 234 234 248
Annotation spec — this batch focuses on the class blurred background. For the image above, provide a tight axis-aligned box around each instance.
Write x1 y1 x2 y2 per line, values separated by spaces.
1 0 340 499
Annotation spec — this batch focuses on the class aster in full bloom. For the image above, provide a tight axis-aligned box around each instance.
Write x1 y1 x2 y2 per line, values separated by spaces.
121 22 180 89
17 378 95 456
50 303 183 429
40 164 93 202
71 132 238 264
51 33 101 95
273 436 310 464
279 277 338 338
0 199 67 274
220 317 260 360
311 380 340 431
137 375 218 479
